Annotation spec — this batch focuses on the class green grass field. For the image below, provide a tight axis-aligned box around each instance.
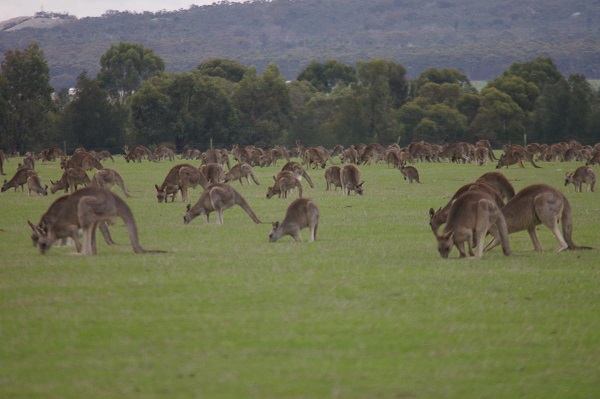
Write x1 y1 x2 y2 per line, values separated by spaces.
1 155 599 398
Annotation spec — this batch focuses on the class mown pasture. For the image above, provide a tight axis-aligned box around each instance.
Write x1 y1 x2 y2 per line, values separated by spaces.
1 155 599 398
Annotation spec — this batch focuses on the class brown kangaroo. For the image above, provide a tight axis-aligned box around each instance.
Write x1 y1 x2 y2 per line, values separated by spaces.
399 163 420 183
199 163 224 184
50 167 91 194
324 166 342 191
124 145 154 163
27 170 48 196
495 148 541 169
269 198 319 242
267 171 303 199
485 184 592 252
565 166 596 192
429 182 506 236
223 163 260 185
475 172 515 202
28 195 116 251
340 164 364 195
178 166 208 203
281 162 314 188
91 168 133 197
184 183 262 225
1 167 32 192
61 152 104 171
155 163 196 203
33 187 164 255
436 190 511 259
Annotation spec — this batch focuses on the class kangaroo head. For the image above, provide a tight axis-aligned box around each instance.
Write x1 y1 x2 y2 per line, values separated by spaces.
28 220 42 247
356 181 364 195
155 184 166 203
564 172 573 186
266 187 276 199
437 231 454 258
269 221 281 242
35 228 55 255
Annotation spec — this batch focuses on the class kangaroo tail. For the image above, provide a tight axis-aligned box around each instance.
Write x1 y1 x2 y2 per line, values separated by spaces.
562 197 592 250
114 171 133 198
527 152 542 168
116 195 166 253
302 170 314 188
235 192 262 224
251 170 260 185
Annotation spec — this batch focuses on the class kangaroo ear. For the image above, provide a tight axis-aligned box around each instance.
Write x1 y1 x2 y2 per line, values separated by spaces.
272 221 279 229
359 181 364 186
155 184 160 190
27 220 36 231
273 176 276 181
44 185 48 189
186 204 191 211
429 208 435 218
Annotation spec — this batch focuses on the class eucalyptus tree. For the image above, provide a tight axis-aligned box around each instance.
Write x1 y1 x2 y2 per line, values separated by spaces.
0 43 53 151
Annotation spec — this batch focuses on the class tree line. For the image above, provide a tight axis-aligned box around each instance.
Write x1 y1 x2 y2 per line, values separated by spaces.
1 42 599 154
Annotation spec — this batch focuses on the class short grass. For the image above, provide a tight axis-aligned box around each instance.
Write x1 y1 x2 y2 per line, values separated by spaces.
1 155 599 399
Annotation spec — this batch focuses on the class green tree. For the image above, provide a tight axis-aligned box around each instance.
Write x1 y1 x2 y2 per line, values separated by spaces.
232 63 291 146
0 43 53 151
97 42 165 100
62 72 126 149
297 60 357 93
197 58 249 83
533 78 570 142
471 87 526 144
566 74 594 141
411 67 476 99
486 74 539 112
505 57 563 91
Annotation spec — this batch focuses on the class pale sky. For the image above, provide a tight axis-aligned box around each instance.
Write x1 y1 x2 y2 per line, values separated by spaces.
1 1 247 21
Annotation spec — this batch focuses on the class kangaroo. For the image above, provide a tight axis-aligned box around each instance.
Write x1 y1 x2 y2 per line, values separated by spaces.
565 166 596 192
183 183 261 225
303 147 328 169
223 163 260 185
485 184 592 253
1 167 32 192
199 163 224 184
28 195 116 251
436 190 511 259
153 145 176 161
61 152 104 171
586 151 600 166
399 163 420 183
178 166 208 203
124 145 154 163
475 172 515 202
476 139 496 161
266 171 303 199
51 167 91 194
27 171 48 196
34 187 164 255
429 181 506 236
496 148 541 169
96 150 115 162
324 166 342 191
475 146 490 166
340 164 364 195
281 162 314 188
269 198 319 242
91 168 133 197
155 163 196 203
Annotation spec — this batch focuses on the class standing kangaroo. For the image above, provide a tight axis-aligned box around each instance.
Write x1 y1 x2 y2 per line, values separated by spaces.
436 190 511 259
269 198 319 242
1 167 32 192
485 184 592 253
399 163 420 183
91 168 133 197
565 166 596 192
33 187 164 255
50 167 91 194
184 183 262 225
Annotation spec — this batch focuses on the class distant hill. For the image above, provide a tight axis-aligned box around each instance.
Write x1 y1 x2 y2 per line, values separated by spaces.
1 0 598 89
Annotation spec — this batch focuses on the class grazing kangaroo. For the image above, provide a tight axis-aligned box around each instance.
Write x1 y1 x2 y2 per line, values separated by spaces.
324 166 342 191
340 164 364 195
565 166 596 192
223 163 260 185
61 152 104 171
436 191 511 259
269 198 319 242
496 149 541 169
429 182 506 236
27 171 48 196
178 166 208 203
50 167 91 194
34 187 164 255
199 163 224 184
1 167 32 192
475 172 515 202
267 171 303 199
485 184 592 253
28 195 116 251
184 183 262 225
399 163 420 183
281 162 314 188
155 163 196 203
91 168 133 197
124 145 154 163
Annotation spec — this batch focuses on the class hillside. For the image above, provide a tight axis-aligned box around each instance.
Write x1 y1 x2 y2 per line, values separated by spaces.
1 0 598 89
